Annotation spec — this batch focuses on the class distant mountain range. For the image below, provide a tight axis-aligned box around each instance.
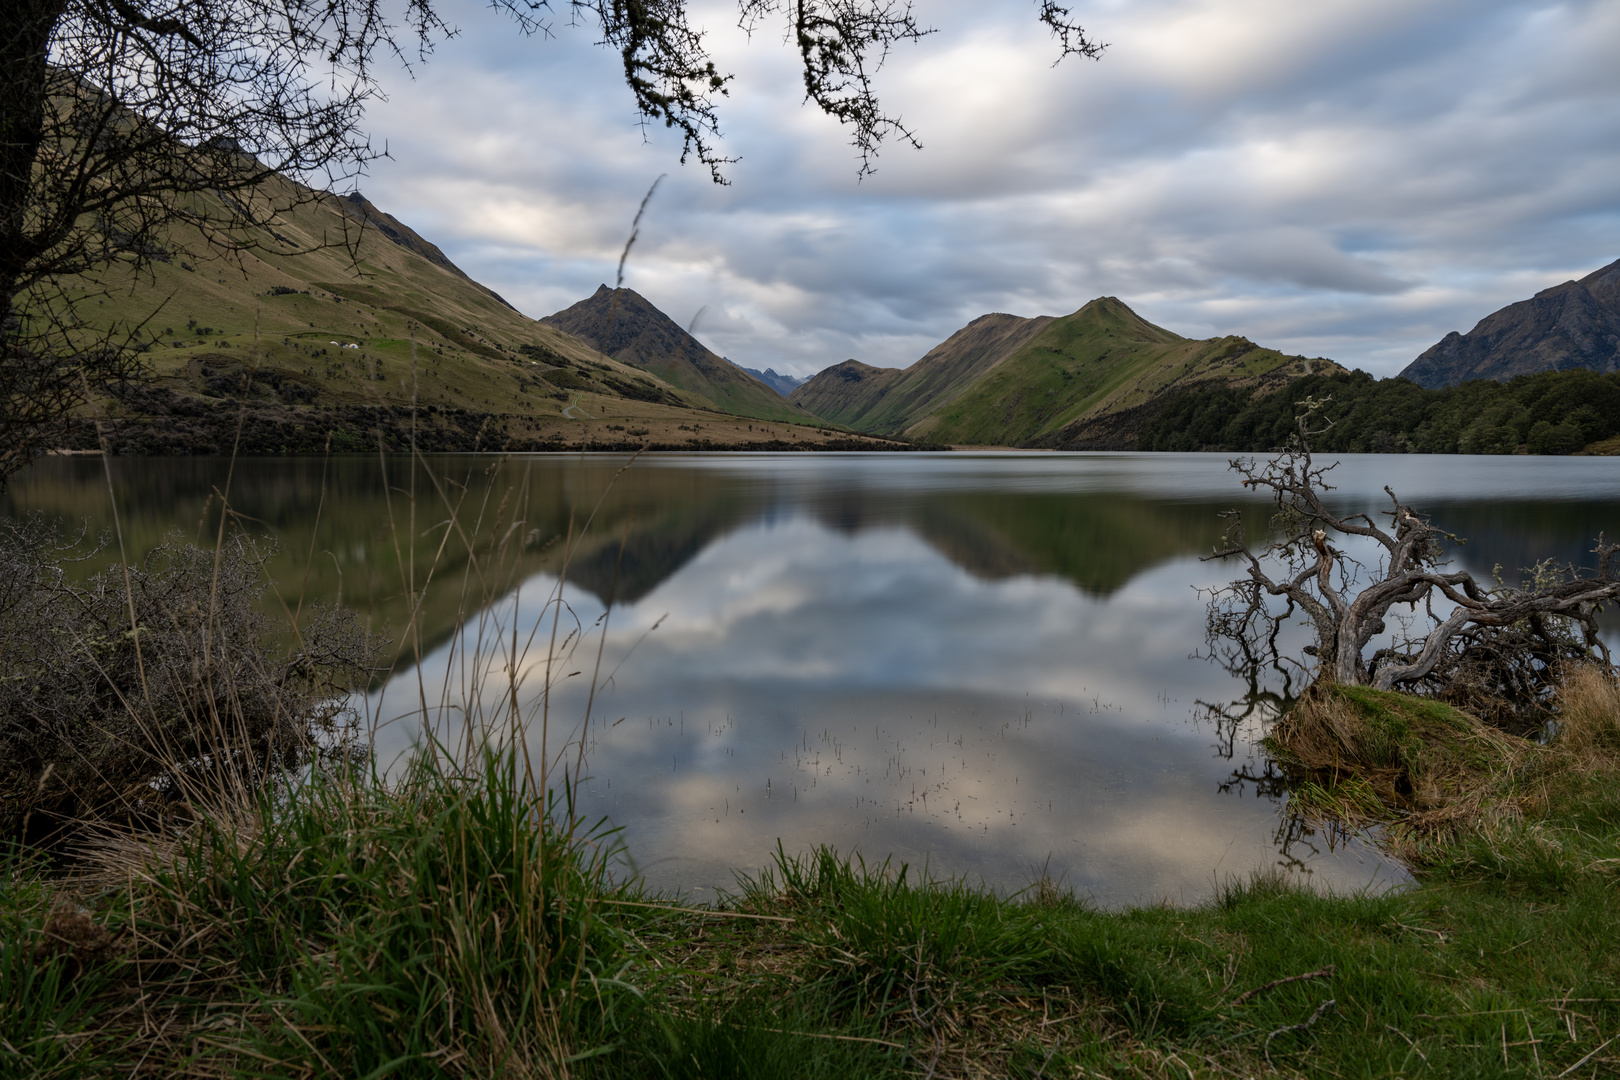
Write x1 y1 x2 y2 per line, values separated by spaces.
92 147 1616 454
733 365 805 396
541 286 813 423
55 164 909 453
789 298 1337 448
1400 258 1620 388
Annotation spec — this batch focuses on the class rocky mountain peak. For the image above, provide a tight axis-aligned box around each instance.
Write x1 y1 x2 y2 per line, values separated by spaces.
1399 258 1620 388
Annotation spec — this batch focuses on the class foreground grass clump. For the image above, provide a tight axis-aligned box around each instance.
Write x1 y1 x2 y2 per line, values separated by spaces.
2 752 647 1077
1267 668 1620 862
5 671 1620 1078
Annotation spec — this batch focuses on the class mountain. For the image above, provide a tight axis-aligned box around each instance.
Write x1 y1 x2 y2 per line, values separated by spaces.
790 298 1334 448
734 364 805 396
337 191 510 303
790 313 1053 433
57 171 898 454
541 287 815 423
1400 258 1620 388
790 361 903 426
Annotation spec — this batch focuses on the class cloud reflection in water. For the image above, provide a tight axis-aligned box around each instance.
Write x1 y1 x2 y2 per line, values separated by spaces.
370 511 1404 906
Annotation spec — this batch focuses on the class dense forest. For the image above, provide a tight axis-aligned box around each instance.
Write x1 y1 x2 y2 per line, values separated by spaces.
1136 368 1620 454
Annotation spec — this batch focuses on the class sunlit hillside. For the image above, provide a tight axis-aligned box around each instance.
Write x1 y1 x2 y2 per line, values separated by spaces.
55 173 902 453
791 298 1340 448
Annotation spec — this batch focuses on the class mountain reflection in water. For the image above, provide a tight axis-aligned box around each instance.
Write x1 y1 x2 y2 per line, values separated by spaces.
8 452 1618 902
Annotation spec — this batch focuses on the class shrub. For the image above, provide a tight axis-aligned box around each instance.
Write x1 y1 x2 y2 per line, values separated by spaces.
1458 421 1518 454
0 515 376 843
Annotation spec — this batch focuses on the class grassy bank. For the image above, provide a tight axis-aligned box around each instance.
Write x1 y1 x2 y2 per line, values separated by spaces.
6 674 1619 1079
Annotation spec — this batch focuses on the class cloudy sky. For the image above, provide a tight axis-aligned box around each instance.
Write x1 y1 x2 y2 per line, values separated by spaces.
358 0 1620 379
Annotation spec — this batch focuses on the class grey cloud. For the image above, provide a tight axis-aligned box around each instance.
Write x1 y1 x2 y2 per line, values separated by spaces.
358 0 1620 377
1194 230 1412 294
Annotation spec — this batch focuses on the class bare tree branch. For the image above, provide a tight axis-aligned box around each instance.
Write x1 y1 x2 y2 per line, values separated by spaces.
1205 400 1619 717
1036 0 1105 65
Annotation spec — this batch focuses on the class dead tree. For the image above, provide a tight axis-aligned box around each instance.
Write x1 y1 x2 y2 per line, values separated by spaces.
1206 403 1618 707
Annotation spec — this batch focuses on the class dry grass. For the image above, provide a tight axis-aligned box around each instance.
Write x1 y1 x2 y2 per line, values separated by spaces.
1268 668 1620 864
3 751 629 1078
1269 683 1534 804
1549 662 1620 762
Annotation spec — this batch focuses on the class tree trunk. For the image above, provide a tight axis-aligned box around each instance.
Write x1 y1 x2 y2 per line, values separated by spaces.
0 0 66 309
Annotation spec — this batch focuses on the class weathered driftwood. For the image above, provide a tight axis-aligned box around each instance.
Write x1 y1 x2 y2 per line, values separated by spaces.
1206 405 1618 694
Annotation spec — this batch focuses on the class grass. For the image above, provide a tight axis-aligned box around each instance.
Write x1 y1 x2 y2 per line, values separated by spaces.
2 750 640 1077
6 699 1620 1078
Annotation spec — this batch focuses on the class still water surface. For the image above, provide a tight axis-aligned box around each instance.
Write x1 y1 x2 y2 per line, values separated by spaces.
8 452 1618 904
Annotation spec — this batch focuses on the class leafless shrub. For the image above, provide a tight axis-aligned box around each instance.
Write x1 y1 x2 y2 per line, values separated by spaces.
1206 402 1619 720
0 514 376 843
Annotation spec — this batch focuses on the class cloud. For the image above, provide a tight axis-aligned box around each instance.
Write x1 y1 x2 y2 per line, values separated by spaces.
357 0 1620 377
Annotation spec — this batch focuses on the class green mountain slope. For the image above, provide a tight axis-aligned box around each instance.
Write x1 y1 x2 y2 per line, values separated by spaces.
57 173 714 436
49 170 895 452
905 298 1336 447
541 286 815 424
789 312 1053 432
784 361 905 427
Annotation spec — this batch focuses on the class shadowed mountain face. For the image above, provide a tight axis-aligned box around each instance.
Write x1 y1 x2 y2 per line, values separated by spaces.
1400 258 1620 388
788 360 904 424
790 312 1054 433
542 286 813 423
734 365 805 396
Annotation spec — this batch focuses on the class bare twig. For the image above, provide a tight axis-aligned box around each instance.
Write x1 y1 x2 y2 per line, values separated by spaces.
1555 1033 1617 1078
1230 964 1335 1006
1264 998 1336 1069
757 1027 904 1049
593 899 794 923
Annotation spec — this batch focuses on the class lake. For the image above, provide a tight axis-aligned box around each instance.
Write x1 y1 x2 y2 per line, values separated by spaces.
7 451 1618 904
